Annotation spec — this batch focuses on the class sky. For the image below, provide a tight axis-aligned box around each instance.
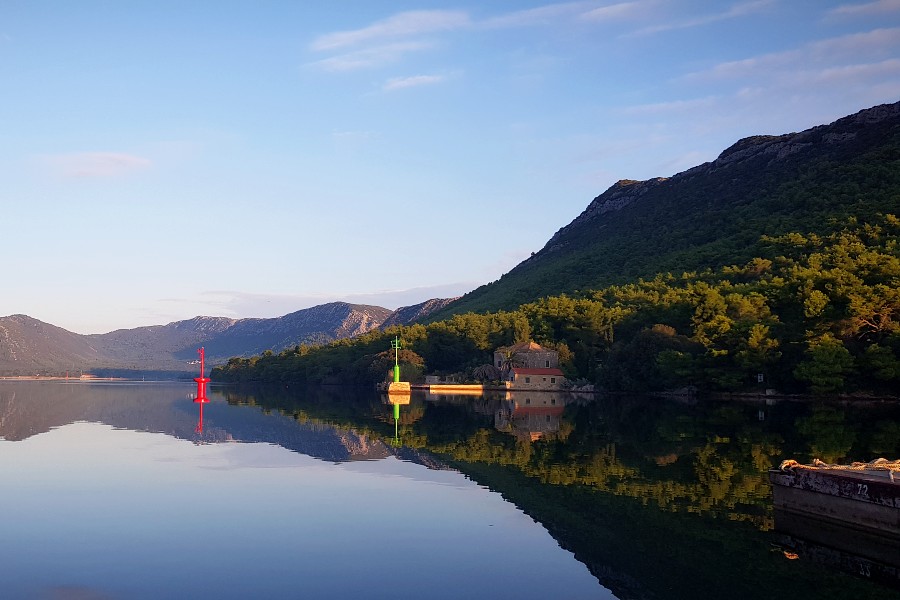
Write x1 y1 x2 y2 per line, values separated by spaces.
2 0 899 334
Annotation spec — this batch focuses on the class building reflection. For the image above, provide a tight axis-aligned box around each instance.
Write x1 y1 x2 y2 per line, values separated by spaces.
495 391 567 442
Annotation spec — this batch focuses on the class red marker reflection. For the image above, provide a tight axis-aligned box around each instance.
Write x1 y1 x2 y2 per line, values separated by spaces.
194 347 210 434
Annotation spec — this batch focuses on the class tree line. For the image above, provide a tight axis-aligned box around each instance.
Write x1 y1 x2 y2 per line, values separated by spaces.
212 215 900 395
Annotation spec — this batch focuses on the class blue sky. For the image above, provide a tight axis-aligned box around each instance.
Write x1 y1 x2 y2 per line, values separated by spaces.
2 0 899 334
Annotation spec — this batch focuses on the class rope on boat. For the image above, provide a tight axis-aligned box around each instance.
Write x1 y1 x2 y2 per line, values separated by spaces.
779 458 900 480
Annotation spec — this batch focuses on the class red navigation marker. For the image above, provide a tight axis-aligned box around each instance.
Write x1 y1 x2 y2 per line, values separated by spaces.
194 347 210 404
194 347 210 434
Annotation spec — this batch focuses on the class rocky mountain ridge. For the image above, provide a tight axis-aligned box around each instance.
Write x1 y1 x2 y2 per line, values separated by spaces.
0 298 454 375
541 100 900 259
435 99 900 316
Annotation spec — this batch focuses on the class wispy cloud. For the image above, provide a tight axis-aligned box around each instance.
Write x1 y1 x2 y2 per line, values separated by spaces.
621 96 721 115
828 0 900 17
46 152 151 178
683 27 900 81
382 74 446 91
311 10 470 51
309 3 658 74
480 1 594 28
579 1 648 22
631 0 775 36
811 57 900 84
309 41 433 71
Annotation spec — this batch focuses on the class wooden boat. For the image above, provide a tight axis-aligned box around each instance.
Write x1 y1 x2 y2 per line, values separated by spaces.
769 458 900 537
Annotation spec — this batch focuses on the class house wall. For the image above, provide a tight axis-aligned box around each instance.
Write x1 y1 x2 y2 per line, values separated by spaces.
505 372 565 391
493 350 559 369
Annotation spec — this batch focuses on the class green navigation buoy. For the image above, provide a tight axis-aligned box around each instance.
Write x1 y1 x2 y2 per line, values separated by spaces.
391 336 401 383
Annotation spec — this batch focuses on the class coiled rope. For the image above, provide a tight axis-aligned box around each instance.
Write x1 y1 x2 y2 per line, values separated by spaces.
779 457 900 481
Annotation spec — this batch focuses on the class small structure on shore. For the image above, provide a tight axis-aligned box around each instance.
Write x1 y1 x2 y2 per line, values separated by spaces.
494 341 566 391
386 336 410 394
494 341 559 371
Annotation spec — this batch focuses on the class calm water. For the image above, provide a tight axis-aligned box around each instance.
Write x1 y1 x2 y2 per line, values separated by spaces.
1 382 898 599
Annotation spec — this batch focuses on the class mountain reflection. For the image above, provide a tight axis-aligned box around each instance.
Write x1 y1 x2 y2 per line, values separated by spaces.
2 381 899 599
0 382 396 463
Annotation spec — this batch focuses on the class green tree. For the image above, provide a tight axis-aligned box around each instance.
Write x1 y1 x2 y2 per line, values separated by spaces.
793 334 854 394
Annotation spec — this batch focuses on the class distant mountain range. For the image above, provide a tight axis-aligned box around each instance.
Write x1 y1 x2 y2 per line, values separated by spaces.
0 298 456 376
7 100 900 376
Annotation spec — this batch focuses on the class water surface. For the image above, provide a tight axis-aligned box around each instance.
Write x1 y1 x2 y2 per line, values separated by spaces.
1 381 899 599
0 382 606 599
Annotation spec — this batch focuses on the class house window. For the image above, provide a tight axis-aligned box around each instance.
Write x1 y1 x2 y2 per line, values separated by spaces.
551 398 556 405
545 360 550 367
497 360 501 367
551 377 556 383
526 398 531 404
525 377 531 383
542 377 546 382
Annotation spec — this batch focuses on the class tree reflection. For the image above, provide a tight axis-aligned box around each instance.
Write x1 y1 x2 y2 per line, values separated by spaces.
795 405 857 463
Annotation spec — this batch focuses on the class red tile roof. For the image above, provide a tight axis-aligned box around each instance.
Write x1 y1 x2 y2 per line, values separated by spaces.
499 341 548 353
510 368 565 376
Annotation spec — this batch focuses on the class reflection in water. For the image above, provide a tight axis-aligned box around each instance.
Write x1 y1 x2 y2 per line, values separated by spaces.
0 382 608 600
772 509 900 589
382 392 410 446
495 391 569 441
1 381 899 599
219 385 900 599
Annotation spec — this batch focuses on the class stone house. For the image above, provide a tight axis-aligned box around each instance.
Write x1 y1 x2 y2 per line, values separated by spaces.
505 367 566 390
493 341 559 370
494 341 566 390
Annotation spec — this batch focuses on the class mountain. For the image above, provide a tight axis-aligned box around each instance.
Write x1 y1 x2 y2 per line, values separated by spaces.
379 297 459 329
190 302 393 361
0 315 105 374
436 100 900 317
0 299 453 376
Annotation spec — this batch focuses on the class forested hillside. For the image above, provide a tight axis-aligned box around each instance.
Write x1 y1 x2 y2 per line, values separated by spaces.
213 215 900 395
435 101 900 316
213 102 900 395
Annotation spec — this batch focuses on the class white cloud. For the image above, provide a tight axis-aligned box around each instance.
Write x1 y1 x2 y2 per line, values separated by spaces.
311 10 470 51
683 27 900 81
620 95 721 115
631 0 775 36
480 2 595 28
811 57 900 84
382 74 446 91
308 41 433 71
579 2 646 22
308 2 657 74
828 0 900 17
46 152 151 178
